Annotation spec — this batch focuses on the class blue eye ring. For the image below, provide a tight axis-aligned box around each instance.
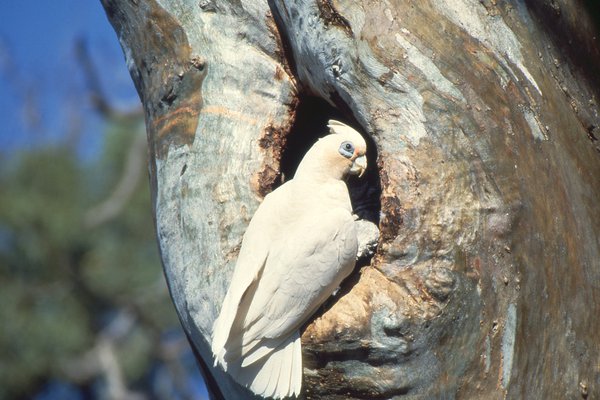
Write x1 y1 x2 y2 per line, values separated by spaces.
339 141 354 158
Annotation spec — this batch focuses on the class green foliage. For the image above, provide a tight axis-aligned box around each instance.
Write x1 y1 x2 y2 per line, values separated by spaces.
0 120 177 398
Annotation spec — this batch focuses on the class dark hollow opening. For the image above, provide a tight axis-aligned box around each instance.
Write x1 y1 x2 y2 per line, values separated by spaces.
279 95 381 225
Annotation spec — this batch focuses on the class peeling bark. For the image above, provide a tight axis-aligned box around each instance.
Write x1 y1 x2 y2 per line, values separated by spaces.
101 0 600 398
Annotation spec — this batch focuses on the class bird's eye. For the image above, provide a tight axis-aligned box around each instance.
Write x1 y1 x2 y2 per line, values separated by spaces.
339 141 354 158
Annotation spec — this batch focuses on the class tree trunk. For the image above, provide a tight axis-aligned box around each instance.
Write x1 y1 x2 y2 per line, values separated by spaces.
101 0 600 398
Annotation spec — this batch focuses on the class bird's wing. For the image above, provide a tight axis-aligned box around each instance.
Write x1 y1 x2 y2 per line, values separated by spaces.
211 182 292 359
239 207 358 358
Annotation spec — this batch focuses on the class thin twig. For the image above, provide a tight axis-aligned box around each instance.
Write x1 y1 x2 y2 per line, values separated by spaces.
84 131 147 229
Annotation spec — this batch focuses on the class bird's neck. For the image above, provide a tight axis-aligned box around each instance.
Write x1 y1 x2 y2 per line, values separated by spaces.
292 175 352 211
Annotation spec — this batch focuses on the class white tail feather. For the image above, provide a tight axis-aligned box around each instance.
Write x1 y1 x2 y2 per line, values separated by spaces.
217 331 302 399
291 333 302 393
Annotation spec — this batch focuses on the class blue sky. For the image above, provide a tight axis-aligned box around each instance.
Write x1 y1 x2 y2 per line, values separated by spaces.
0 1 139 157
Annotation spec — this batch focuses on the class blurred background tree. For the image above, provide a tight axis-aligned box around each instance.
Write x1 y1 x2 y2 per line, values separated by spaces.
0 2 207 399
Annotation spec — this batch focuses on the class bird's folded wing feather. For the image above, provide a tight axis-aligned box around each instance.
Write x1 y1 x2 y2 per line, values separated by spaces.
240 208 358 351
211 183 292 357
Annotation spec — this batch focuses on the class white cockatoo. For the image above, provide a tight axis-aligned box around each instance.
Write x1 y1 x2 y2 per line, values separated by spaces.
211 120 368 398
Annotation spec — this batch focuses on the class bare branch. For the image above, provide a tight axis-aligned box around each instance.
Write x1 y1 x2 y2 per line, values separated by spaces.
84 130 147 229
61 310 147 400
74 38 142 120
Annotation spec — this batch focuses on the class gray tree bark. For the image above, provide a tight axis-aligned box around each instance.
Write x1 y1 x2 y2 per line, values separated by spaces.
101 0 600 398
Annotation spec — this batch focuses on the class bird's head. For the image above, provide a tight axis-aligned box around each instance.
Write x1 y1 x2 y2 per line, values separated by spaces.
295 120 367 181
328 120 367 178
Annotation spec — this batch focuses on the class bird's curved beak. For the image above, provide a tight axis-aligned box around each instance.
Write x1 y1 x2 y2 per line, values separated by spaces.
350 155 367 177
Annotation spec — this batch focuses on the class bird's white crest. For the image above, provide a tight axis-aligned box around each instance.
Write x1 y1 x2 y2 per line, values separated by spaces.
211 120 367 398
328 119 357 136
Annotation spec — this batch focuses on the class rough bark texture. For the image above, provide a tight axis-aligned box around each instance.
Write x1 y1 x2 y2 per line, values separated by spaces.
101 0 600 398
